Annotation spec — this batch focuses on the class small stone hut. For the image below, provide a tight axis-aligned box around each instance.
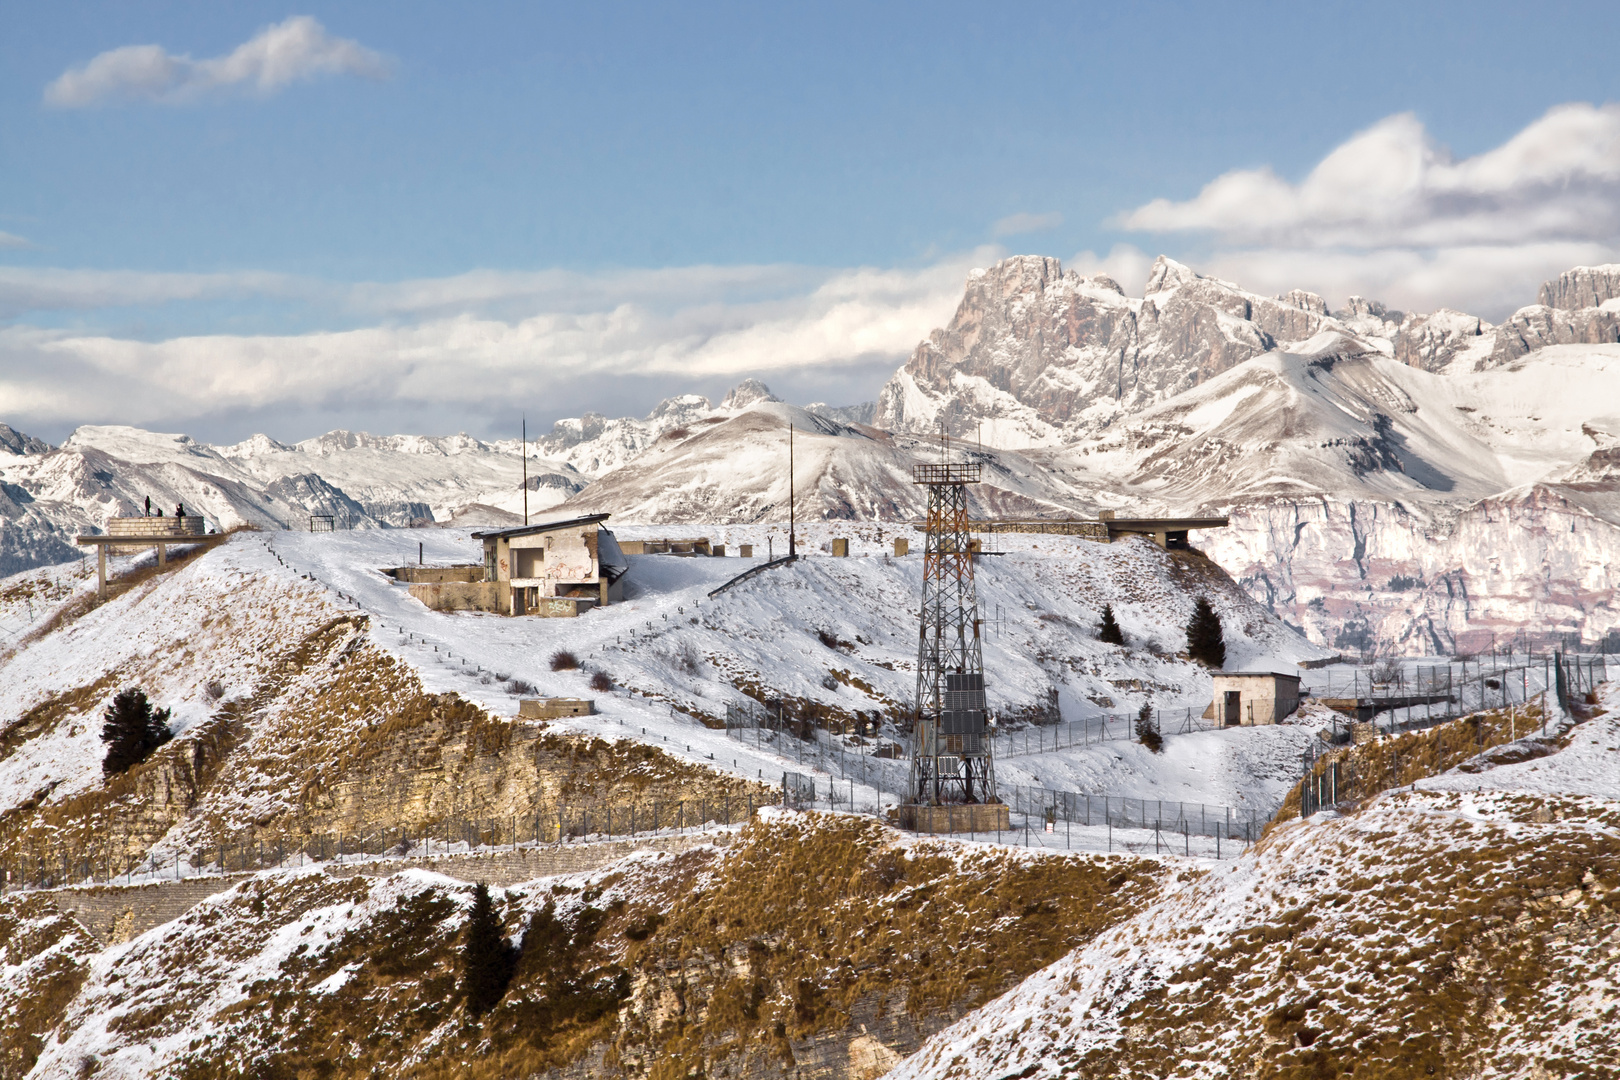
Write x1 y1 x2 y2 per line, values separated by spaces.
1209 671 1302 727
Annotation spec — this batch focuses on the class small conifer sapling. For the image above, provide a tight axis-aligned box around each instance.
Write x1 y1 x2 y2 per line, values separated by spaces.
101 688 172 777
1136 702 1163 753
1097 604 1125 646
1186 596 1227 669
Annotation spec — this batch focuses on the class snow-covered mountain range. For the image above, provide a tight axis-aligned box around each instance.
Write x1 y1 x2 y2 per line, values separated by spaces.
4 256 1618 652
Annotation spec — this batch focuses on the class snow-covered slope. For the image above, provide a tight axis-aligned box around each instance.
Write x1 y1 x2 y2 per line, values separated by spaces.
0 526 1325 849
559 401 1099 523
888 688 1620 1080
0 381 798 575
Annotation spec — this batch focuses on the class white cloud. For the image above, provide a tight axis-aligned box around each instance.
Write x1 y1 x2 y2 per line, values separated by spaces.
0 266 304 317
44 16 390 107
0 231 32 250
1066 243 1154 295
1114 102 1620 315
0 254 987 429
993 211 1064 237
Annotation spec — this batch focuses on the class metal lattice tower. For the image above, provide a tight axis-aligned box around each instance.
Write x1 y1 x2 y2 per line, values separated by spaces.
908 461 995 807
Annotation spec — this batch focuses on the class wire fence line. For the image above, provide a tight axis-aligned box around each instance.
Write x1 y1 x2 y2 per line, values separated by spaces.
779 770 1257 860
988 709 1224 758
728 701 1263 854
1297 652 1612 819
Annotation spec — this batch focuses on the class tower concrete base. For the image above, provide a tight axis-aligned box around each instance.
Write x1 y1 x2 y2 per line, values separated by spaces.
896 801 1011 834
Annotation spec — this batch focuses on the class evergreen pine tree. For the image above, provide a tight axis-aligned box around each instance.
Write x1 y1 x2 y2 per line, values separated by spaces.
1135 702 1163 753
1097 604 1125 646
101 688 173 777
1186 596 1227 669
462 882 516 1015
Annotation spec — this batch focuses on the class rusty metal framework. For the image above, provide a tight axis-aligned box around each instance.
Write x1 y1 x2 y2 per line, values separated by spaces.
908 461 996 806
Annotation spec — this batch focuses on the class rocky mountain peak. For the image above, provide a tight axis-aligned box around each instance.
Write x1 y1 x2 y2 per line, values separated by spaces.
721 378 780 410
0 423 51 456
1539 264 1620 310
1276 289 1329 315
1338 296 1396 321
969 255 1065 297
1143 255 1202 295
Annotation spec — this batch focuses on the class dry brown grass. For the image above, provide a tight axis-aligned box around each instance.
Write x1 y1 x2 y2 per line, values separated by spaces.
0 894 98 1080
113 813 1165 1080
611 812 1165 1079
1055 801 1620 1079
1271 700 1557 829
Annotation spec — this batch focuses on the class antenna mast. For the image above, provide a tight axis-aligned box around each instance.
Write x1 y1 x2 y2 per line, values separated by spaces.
522 415 529 525
788 422 796 557
901 453 1006 833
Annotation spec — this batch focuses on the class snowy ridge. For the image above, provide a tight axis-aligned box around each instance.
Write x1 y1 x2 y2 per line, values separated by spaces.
886 687 1620 1079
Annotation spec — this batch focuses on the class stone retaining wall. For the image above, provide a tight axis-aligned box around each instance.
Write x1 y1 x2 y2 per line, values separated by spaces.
38 830 730 945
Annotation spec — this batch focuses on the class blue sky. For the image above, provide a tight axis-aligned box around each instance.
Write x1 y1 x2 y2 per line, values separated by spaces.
3 2 1619 442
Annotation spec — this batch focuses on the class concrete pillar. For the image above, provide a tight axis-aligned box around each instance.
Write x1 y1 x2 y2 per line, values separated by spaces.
157 542 166 567
97 545 106 599
599 576 609 607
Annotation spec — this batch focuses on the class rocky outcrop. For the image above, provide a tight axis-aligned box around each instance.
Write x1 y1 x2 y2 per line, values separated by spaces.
1393 308 1492 371
1538 264 1620 310
0 424 51 456
1489 303 1620 365
1204 488 1620 654
873 256 1334 446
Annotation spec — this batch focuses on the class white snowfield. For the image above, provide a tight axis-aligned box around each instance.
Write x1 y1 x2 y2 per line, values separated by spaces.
883 685 1620 1080
0 525 1332 846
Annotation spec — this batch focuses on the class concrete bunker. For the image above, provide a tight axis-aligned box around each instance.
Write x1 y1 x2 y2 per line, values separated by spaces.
1208 671 1302 727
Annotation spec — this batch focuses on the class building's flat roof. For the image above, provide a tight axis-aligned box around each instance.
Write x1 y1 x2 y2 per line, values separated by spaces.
1104 517 1229 530
1214 670 1303 680
75 533 228 546
471 513 611 540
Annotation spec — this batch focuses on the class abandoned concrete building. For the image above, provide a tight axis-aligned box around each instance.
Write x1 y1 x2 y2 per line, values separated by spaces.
405 514 629 617
477 514 628 615
1207 671 1303 726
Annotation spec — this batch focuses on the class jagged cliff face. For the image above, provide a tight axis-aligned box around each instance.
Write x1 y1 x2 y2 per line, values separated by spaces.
1205 490 1620 654
872 255 1508 448
1489 264 1620 364
870 255 1620 653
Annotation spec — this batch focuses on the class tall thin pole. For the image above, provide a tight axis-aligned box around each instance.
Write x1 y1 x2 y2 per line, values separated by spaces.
521 415 529 525
788 423 796 557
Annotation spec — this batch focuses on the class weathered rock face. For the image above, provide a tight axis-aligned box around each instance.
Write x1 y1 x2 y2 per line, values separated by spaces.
1204 489 1620 655
1489 303 1620 364
873 256 1342 447
1393 308 1492 371
1539 264 1620 310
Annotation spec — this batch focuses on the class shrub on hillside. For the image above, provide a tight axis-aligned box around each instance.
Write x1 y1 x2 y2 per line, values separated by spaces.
1185 596 1227 669
1097 604 1125 646
549 650 579 671
1136 703 1162 754
505 900 630 1037
589 670 613 692
101 687 172 777
462 882 517 1016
